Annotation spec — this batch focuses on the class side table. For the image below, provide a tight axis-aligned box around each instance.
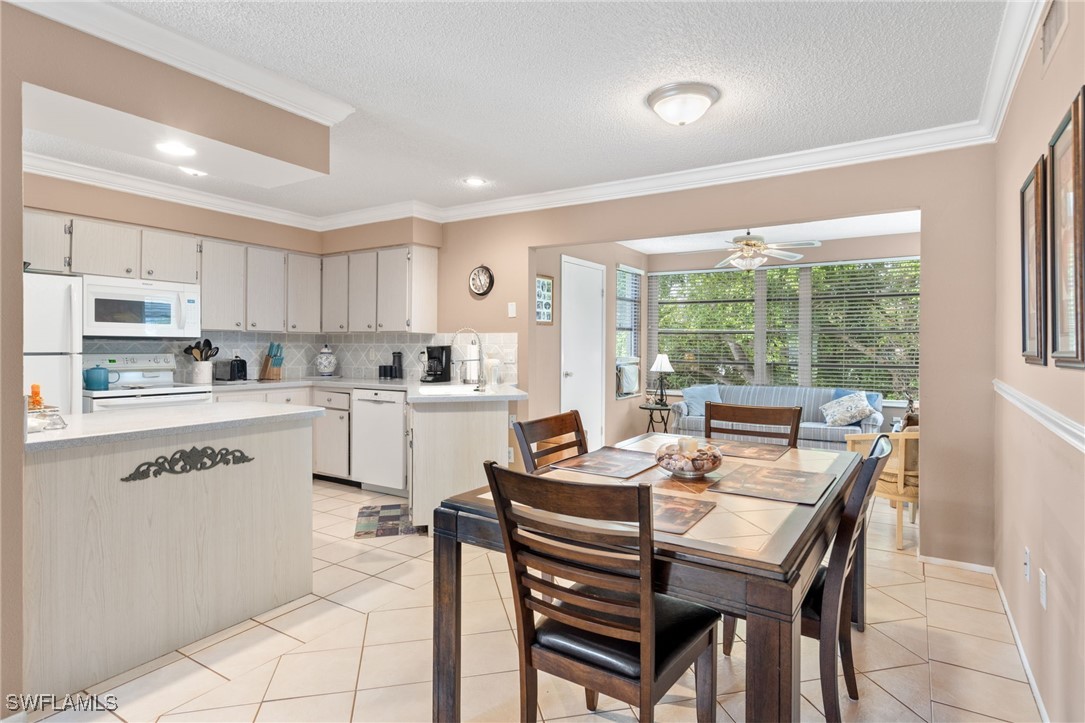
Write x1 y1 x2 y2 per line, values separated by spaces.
638 403 671 433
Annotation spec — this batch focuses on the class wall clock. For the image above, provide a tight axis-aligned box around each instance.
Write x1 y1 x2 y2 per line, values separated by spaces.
469 265 494 296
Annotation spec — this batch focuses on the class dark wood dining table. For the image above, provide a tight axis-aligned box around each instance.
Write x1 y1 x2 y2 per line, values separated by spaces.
431 433 866 722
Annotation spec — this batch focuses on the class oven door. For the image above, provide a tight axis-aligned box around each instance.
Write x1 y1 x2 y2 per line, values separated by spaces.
83 275 201 338
88 392 213 412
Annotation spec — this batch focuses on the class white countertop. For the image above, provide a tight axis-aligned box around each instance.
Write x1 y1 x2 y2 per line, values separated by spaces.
211 377 528 404
26 403 324 452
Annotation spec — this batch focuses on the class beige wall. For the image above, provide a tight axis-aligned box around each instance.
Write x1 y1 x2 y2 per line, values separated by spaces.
532 243 649 446
645 232 920 273
991 1 1084 720
439 147 995 570
24 174 321 252
0 5 329 710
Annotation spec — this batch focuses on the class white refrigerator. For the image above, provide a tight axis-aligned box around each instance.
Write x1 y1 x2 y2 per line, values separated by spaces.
24 273 83 415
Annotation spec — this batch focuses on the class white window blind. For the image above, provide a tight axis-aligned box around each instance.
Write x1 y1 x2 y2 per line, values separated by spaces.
616 266 642 360
647 258 919 398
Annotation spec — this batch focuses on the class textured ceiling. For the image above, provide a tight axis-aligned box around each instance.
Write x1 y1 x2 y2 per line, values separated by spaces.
24 1 1008 217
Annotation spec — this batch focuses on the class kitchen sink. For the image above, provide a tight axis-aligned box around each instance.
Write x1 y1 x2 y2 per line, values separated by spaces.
416 384 487 395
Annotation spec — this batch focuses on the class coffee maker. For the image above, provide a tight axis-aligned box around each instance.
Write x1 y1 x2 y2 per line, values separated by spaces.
421 345 451 383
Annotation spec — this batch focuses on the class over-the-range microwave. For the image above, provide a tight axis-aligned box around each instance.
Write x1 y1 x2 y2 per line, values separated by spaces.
82 275 201 338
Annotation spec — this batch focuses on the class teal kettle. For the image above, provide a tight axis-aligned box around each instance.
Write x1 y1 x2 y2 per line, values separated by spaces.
82 365 111 391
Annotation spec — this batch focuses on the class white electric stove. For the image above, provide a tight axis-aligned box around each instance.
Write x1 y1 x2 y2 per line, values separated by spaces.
82 353 213 412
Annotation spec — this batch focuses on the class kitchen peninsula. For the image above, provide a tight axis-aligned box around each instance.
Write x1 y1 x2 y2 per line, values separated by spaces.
23 403 321 697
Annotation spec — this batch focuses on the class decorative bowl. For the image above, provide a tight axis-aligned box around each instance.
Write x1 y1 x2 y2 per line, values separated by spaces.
655 441 724 480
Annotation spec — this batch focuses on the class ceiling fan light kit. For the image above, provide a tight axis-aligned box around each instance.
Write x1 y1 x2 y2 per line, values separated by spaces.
647 82 720 126
715 230 821 270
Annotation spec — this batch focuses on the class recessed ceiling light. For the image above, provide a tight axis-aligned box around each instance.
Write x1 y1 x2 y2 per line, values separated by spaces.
463 177 488 187
156 140 196 157
178 166 207 177
647 82 720 126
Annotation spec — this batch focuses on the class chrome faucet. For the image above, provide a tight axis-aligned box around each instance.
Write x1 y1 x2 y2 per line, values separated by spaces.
450 327 485 391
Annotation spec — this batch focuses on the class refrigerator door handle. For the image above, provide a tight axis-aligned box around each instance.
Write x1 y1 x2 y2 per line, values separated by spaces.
69 282 81 353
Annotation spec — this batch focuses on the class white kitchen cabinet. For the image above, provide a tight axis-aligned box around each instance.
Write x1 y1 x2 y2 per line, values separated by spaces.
246 247 286 332
141 229 200 283
348 251 377 332
286 254 321 332
201 240 247 331
313 396 350 478
265 389 311 405
70 218 141 278
321 255 350 332
375 246 438 334
213 390 267 403
23 209 71 273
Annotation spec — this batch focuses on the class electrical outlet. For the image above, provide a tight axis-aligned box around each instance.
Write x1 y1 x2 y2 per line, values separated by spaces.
508 446 514 463
1039 568 1048 610
1024 547 1031 582
509 414 517 429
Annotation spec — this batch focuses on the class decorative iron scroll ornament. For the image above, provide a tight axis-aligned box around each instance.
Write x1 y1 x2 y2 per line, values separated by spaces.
121 446 255 482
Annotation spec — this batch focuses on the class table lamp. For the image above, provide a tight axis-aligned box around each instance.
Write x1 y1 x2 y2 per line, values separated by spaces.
649 353 674 406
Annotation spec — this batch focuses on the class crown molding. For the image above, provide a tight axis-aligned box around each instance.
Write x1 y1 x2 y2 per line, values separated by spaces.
23 153 326 231
979 0 1046 140
317 201 446 230
11 1 355 127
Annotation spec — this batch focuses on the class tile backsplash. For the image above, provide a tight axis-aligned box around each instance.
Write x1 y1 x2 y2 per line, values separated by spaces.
84 331 518 385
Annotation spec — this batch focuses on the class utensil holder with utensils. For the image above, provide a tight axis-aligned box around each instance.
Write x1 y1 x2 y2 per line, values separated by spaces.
192 361 213 385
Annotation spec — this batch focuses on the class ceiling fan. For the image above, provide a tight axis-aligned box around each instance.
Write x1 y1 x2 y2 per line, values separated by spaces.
714 231 822 270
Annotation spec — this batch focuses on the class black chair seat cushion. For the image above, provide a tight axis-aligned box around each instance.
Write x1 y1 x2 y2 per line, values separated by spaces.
801 565 829 621
533 585 718 679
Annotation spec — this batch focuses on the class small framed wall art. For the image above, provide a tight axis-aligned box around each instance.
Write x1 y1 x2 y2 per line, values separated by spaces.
1020 156 1046 365
535 275 554 325
1047 87 1084 368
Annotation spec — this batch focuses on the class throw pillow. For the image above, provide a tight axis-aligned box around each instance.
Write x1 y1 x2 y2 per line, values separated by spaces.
820 391 875 427
831 388 882 411
681 385 722 417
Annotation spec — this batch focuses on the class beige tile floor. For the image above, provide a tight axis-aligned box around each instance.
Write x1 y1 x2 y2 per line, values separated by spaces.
40 480 1041 723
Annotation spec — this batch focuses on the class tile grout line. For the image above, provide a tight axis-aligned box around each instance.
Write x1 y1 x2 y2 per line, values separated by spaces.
861 661 932 722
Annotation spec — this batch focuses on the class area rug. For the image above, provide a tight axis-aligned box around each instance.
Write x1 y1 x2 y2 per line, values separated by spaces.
354 503 421 538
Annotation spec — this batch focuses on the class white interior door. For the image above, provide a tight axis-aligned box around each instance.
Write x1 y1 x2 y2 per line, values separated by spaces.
560 256 606 450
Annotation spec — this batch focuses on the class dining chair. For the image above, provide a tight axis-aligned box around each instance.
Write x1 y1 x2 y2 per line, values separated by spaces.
513 410 589 473
704 401 802 448
721 434 892 723
484 461 719 723
846 429 920 549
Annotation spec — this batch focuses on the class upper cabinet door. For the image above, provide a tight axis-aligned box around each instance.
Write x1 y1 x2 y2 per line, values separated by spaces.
376 247 410 332
245 247 286 332
348 251 378 332
23 210 71 273
141 229 200 283
200 240 246 331
286 254 322 333
70 218 141 278
322 255 349 332
407 245 438 334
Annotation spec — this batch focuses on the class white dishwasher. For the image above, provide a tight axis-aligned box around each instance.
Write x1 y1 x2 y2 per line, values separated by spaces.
350 388 408 493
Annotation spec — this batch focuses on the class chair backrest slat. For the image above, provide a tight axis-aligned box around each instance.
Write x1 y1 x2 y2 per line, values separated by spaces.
485 460 656 679
705 402 802 448
514 411 590 473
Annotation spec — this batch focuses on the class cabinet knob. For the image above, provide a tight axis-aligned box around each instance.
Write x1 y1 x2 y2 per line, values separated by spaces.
251 322 256 327
285 398 291 402
125 267 133 274
339 324 344 329
326 397 332 402
367 324 373 329
146 269 154 275
235 322 242 327
378 323 383 328
291 324 296 329
339 415 345 420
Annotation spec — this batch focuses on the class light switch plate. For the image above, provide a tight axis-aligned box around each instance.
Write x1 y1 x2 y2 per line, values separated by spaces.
1039 568 1047 609
507 302 517 318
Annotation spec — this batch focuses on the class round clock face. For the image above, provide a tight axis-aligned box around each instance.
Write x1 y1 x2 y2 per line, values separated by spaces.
469 265 494 296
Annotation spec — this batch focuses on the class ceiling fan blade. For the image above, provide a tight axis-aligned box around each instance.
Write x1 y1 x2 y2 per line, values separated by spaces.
761 249 804 261
714 251 745 268
766 240 822 249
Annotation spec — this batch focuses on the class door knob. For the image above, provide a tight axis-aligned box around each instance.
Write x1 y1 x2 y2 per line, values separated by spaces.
563 371 573 378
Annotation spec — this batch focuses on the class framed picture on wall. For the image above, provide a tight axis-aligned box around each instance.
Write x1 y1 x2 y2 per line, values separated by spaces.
536 275 554 325
1047 87 1084 368
1020 156 1046 365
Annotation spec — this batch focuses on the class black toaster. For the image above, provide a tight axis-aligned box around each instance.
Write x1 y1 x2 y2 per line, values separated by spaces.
214 357 247 381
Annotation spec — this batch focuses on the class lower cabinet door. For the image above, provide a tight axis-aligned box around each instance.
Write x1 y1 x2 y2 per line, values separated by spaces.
313 410 350 478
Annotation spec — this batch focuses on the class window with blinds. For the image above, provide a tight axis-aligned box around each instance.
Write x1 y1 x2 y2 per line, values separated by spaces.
647 258 919 398
616 265 643 398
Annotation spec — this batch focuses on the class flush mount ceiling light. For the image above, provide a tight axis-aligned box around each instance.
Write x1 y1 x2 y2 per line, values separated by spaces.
155 140 196 157
646 82 720 126
463 176 488 187
178 166 207 177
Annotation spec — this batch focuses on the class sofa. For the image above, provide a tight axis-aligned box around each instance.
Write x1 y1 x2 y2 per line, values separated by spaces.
670 384 884 450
